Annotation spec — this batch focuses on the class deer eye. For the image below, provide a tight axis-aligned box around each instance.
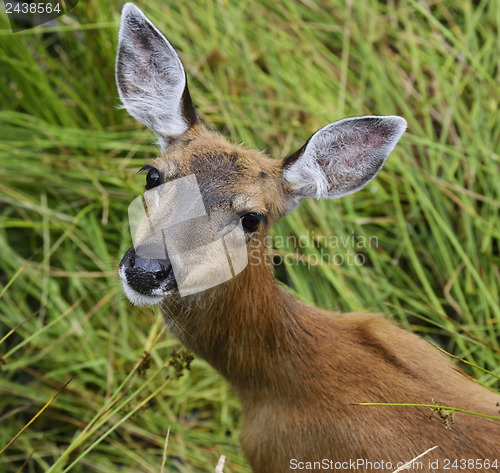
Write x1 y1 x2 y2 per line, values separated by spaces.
141 166 161 190
241 213 263 233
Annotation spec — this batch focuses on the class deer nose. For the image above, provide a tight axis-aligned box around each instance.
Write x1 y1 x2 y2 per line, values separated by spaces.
120 247 173 294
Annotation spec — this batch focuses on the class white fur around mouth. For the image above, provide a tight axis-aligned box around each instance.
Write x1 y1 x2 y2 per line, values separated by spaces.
119 266 166 307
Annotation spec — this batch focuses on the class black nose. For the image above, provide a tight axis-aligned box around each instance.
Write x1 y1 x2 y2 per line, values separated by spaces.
120 247 174 294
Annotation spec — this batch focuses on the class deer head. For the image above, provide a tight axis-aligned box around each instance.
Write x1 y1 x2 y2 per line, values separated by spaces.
116 3 406 307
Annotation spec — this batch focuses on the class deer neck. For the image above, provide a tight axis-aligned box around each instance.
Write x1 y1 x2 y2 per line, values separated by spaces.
160 241 314 396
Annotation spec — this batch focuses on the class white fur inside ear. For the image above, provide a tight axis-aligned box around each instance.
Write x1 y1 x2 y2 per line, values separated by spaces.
116 3 189 150
284 116 407 199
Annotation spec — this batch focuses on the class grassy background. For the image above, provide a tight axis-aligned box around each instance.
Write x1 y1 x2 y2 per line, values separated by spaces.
1 0 499 471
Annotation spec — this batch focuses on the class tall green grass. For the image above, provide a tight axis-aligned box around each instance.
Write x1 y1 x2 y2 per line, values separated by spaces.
1 1 499 472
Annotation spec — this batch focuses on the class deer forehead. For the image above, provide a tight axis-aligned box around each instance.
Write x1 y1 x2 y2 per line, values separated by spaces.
150 129 285 214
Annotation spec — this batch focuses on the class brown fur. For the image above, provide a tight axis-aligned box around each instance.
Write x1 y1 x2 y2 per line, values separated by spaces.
152 126 500 473
116 6 500 469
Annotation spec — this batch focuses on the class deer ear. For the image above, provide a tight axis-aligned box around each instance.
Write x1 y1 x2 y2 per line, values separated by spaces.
116 3 199 151
283 116 406 200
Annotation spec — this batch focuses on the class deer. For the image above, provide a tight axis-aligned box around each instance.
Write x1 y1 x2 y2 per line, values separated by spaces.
115 4 500 472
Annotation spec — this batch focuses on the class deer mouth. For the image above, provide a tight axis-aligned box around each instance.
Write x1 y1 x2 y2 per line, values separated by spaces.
119 246 177 306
